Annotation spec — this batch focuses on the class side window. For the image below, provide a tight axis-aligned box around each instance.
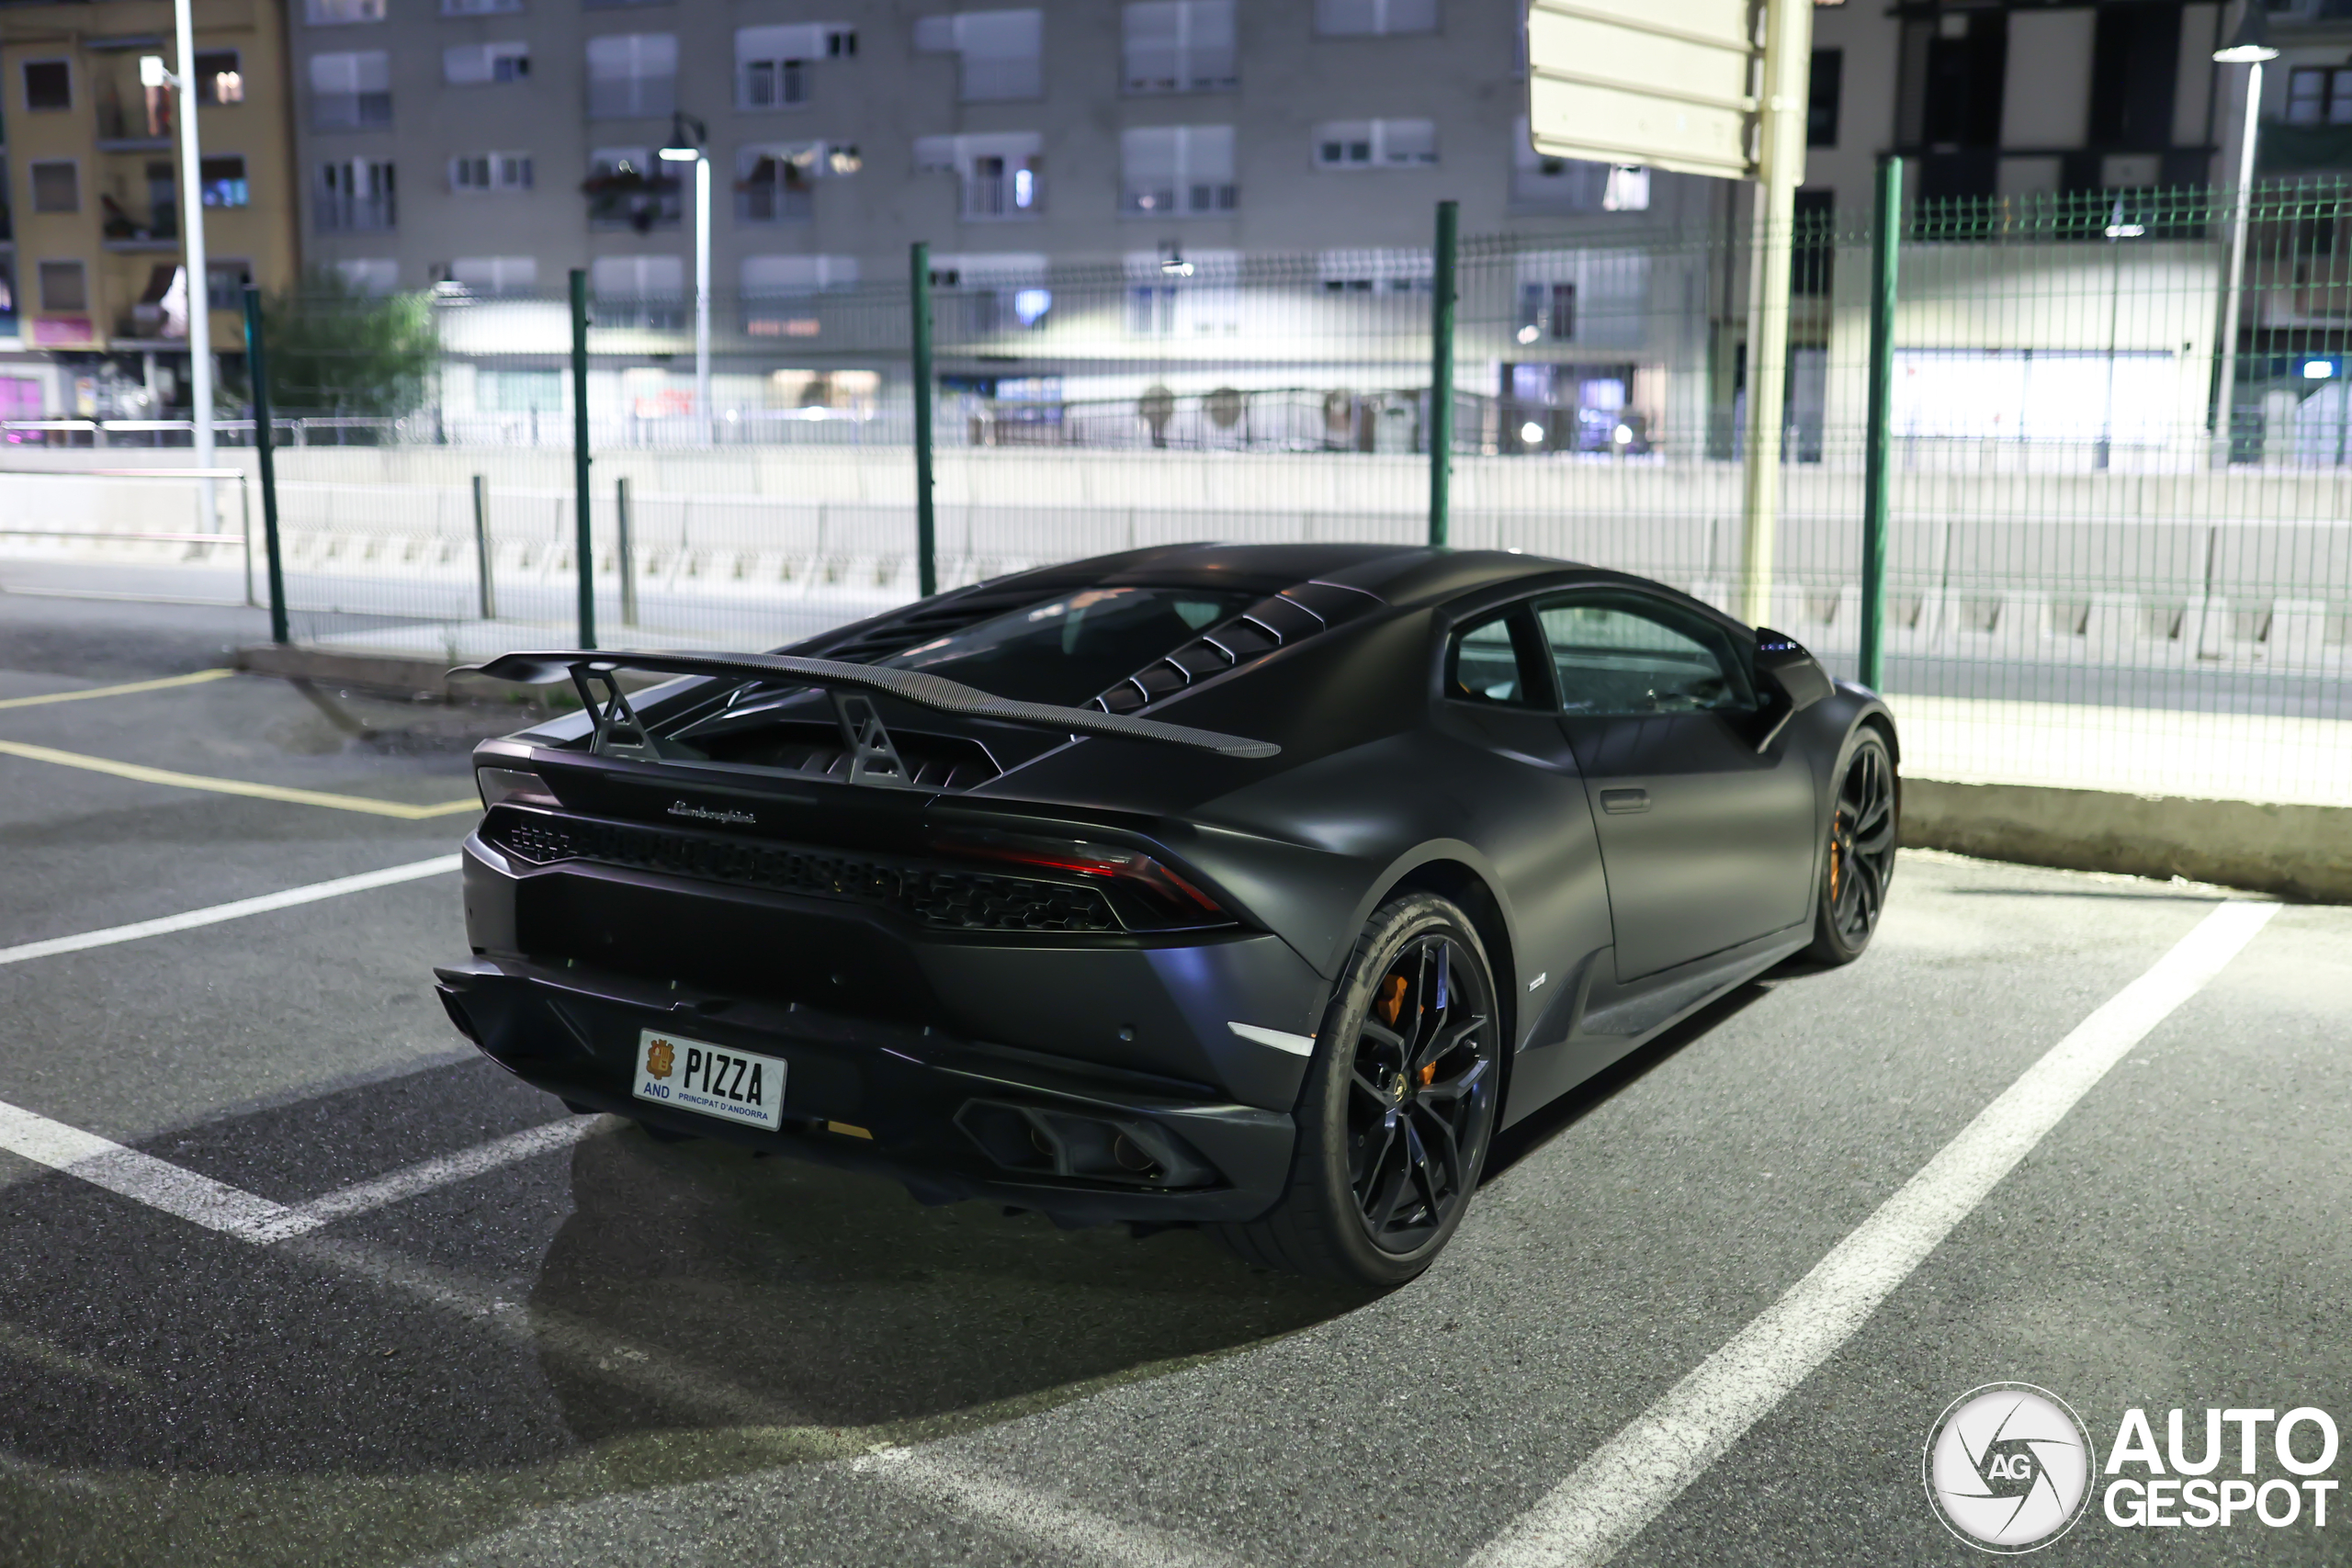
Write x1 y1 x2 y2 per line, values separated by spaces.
1445 614 1541 706
1534 597 1751 716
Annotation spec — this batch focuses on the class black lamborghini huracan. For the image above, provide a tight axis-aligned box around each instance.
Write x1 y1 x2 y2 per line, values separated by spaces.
435 544 1897 1283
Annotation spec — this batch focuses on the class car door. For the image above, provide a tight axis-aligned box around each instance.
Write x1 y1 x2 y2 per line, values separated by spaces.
1532 591 1817 983
1432 609 1612 1052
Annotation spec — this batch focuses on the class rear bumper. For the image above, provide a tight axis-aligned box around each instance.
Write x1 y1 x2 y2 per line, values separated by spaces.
435 955 1298 1224
444 832 1331 1224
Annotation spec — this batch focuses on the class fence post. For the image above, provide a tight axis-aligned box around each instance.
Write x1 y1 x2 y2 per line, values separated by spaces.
616 474 638 627
910 241 938 599
1860 156 1901 692
471 473 497 621
240 285 289 646
570 268 596 649
1429 199 1458 548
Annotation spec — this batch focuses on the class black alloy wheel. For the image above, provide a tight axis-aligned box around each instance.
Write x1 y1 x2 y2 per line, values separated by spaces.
1218 894 1503 1285
1807 728 1897 964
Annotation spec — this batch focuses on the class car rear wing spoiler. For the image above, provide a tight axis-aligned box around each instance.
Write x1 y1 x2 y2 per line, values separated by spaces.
455 649 1281 783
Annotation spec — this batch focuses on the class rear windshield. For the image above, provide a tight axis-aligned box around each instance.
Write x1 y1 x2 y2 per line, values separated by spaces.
882 586 1255 705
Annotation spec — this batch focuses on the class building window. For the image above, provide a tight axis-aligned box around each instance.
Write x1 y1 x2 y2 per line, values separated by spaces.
206 260 254 311
1121 125 1235 215
318 158 397 230
200 155 250 206
441 0 522 13
2286 66 2352 127
446 41 532 84
304 0 386 24
22 60 72 110
335 258 399 293
1792 189 1834 297
585 147 679 229
196 51 244 105
449 256 537 295
452 152 534 191
1510 117 1643 210
916 133 1045 220
1123 1 1236 94
1313 118 1437 167
40 261 89 312
1317 248 1430 293
1519 282 1575 341
743 254 859 295
913 10 1043 102
586 33 677 118
737 24 855 107
590 255 684 326
737 141 858 221
311 51 392 128
29 160 81 213
1807 49 1841 147
1314 0 1435 38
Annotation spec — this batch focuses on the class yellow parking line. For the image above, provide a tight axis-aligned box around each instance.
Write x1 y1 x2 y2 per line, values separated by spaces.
0 739 479 819
0 668 236 710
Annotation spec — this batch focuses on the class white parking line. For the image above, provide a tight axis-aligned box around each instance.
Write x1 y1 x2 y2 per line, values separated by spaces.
252 1116 604 1242
1466 898 2278 1568
0 1096 595 1247
853 1448 1250 1568
0 1094 1227 1566
0 1098 295 1240
0 854 461 967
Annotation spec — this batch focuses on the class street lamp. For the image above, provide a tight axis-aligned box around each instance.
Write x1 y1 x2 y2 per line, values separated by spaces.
659 112 711 444
2212 0 2278 467
141 25 215 520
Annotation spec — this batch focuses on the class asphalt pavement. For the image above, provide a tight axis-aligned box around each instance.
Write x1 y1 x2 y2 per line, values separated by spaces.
0 594 2345 1567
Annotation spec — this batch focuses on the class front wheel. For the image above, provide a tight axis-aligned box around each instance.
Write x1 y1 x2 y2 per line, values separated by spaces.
1217 894 1502 1285
1804 728 1897 964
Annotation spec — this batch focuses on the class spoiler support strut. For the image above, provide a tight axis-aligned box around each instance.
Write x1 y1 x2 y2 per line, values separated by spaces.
458 649 1282 761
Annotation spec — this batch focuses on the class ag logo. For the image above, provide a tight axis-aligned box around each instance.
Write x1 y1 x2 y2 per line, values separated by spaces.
1924 1383 2094 1553
645 1038 675 1079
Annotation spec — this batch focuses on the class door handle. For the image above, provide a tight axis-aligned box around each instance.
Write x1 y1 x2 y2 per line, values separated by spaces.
1599 787 1650 815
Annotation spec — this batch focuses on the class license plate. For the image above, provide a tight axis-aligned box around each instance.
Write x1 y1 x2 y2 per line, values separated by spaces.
631 1029 786 1131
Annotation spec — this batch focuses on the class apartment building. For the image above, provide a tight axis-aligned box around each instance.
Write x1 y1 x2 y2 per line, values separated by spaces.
0 0 302 416
286 0 1713 306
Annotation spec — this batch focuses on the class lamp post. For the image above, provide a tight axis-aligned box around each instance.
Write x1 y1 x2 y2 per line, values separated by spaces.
141 18 214 523
659 113 712 446
2213 0 2278 467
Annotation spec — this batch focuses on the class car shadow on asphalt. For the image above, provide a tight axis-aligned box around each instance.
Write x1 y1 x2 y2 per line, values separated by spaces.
528 1122 1379 1442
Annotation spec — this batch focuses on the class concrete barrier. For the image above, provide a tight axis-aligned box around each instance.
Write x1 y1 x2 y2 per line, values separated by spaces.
1902 778 2352 904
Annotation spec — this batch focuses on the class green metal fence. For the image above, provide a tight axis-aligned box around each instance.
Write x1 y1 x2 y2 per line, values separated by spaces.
6 183 2350 807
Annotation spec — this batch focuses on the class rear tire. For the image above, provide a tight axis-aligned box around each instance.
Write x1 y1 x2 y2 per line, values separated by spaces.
1804 728 1897 965
1217 894 1503 1286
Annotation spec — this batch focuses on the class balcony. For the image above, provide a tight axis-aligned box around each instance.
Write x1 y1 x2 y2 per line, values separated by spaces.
317 192 397 232
962 160 1042 221
583 167 681 231
101 194 180 250
96 95 175 151
738 156 815 223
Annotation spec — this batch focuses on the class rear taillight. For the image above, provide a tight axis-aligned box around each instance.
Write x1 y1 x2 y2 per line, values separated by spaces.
933 830 1229 930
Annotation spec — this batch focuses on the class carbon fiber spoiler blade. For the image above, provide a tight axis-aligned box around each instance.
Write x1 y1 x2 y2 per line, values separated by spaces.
454 649 1281 760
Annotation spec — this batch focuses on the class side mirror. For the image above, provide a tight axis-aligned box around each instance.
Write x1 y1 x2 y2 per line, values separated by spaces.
1751 628 1833 752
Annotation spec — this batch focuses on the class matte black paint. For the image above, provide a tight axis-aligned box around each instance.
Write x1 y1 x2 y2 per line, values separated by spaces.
443 543 1894 1224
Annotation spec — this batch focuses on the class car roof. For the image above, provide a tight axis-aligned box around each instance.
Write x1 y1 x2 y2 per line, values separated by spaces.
1066 542 1586 606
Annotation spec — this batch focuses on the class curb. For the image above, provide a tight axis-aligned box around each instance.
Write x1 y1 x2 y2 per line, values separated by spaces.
1903 778 2352 904
232 644 500 702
